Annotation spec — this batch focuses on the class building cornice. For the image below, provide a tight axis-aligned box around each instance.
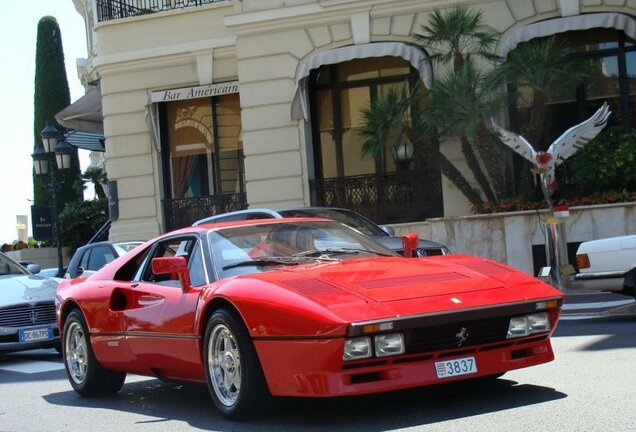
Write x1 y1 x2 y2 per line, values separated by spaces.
93 36 237 70
224 0 479 36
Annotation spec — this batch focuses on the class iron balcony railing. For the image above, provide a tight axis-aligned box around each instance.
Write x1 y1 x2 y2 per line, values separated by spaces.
164 171 442 231
96 0 226 22
164 192 247 231
309 170 444 225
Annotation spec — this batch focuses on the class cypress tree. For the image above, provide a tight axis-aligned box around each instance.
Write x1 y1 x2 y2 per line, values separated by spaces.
33 16 81 207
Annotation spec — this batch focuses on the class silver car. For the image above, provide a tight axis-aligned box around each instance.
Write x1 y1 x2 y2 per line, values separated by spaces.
193 207 450 257
0 252 60 353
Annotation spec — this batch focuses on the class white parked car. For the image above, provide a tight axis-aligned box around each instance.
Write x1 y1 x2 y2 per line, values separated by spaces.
573 235 636 296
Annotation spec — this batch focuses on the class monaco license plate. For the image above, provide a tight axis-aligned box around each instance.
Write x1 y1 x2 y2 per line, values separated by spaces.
435 356 478 379
19 327 53 343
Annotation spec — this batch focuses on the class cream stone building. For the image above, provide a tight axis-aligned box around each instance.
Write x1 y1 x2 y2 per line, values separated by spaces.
63 0 636 242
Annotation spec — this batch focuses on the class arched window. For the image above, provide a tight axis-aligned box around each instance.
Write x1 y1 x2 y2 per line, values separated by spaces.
308 56 420 178
510 27 636 141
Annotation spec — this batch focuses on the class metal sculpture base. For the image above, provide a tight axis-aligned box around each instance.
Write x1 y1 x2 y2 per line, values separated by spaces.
543 216 571 290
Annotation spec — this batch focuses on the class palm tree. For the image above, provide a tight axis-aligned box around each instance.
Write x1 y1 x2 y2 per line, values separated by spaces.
502 36 590 150
414 5 499 71
359 83 486 209
500 36 590 195
423 59 509 202
414 5 511 202
81 166 108 200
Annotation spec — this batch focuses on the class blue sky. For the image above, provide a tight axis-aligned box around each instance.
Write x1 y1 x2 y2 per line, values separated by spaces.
0 0 89 245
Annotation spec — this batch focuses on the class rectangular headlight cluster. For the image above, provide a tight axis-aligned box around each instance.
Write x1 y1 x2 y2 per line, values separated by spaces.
507 312 550 339
343 333 405 361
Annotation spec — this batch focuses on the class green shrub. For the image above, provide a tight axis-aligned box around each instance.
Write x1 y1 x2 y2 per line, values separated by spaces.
570 126 636 194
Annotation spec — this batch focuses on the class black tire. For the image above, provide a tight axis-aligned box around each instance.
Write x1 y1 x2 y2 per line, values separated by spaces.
203 308 271 419
63 309 126 397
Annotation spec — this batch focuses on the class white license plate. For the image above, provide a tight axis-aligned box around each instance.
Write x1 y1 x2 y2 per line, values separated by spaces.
19 327 53 343
435 356 478 379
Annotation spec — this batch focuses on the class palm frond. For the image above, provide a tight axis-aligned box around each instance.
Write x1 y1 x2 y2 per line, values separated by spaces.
358 83 414 159
414 5 499 68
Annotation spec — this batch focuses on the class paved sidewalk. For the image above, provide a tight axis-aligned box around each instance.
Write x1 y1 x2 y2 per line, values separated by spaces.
559 288 636 319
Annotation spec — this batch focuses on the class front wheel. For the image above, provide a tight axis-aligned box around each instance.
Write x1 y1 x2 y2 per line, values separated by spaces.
203 308 271 419
63 309 126 396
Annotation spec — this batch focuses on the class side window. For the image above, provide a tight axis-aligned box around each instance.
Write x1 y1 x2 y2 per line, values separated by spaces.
87 245 116 271
79 249 90 270
141 237 198 286
188 244 207 287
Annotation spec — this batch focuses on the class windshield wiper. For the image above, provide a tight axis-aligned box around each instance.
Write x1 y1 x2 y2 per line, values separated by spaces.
222 257 301 270
293 248 393 257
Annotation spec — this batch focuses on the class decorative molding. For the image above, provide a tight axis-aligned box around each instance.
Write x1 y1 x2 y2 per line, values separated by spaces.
196 52 214 85
559 0 580 16
351 11 370 44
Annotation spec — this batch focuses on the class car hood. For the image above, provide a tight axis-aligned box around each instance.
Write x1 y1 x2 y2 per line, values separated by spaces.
248 255 560 322
0 274 58 306
372 235 446 252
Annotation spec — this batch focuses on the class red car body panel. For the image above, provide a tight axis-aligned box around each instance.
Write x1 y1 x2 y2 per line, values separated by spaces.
255 335 555 396
56 219 563 398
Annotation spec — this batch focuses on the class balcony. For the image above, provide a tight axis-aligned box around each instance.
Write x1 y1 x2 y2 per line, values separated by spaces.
309 170 443 225
96 0 226 22
164 171 443 231
163 192 247 231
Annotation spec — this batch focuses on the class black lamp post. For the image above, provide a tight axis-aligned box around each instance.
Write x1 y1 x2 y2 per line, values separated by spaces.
32 122 72 277
391 142 414 171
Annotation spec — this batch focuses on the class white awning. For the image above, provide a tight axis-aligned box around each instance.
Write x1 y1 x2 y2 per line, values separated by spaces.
55 87 103 133
498 13 636 58
291 42 433 120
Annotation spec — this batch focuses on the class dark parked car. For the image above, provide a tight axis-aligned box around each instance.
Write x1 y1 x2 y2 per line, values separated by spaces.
64 241 143 279
0 252 60 353
193 207 450 256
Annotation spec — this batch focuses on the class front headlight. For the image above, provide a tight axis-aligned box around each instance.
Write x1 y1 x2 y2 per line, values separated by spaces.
374 333 405 357
507 312 550 339
343 337 372 361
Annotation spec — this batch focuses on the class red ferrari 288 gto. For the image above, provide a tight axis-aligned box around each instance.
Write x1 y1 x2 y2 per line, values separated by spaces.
56 218 563 419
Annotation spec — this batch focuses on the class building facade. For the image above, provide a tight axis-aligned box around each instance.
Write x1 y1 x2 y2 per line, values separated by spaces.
68 0 636 241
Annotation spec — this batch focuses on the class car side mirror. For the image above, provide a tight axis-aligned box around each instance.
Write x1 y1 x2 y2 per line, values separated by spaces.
402 232 419 258
77 266 85 276
27 264 41 274
381 225 395 236
151 257 192 291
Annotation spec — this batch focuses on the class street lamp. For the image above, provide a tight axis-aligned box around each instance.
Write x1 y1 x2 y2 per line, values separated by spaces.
391 142 414 171
31 122 72 277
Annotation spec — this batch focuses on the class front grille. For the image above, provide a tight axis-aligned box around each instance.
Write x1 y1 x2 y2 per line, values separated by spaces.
406 316 511 354
0 302 57 327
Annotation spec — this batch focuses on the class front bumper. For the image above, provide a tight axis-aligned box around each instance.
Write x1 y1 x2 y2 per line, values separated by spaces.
572 271 626 292
255 334 555 397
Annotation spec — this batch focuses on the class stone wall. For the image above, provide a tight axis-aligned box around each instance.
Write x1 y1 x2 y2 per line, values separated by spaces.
5 247 72 269
390 202 636 275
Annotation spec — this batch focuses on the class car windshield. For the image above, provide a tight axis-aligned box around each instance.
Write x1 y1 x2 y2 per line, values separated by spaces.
208 220 397 278
279 209 386 236
0 253 29 276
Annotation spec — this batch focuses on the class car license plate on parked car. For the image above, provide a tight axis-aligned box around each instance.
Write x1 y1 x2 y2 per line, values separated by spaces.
435 356 477 379
19 327 53 343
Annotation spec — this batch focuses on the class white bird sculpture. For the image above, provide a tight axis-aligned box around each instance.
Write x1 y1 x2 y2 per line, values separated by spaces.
491 102 611 196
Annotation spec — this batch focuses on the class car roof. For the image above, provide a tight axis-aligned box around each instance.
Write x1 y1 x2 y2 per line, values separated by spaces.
192 217 332 231
192 207 370 226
